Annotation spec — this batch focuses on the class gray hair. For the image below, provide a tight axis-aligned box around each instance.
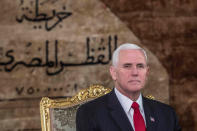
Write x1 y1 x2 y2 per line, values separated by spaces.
112 43 148 66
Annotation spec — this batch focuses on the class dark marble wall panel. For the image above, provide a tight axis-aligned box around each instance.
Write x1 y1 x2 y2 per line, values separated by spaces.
101 0 197 130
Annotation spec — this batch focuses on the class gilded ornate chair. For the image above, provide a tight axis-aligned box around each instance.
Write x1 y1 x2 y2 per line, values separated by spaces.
40 85 112 131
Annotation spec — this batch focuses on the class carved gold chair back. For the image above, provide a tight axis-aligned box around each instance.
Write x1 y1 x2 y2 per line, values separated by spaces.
40 85 112 131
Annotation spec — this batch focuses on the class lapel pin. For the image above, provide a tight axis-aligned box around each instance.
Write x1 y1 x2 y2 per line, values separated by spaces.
150 116 155 122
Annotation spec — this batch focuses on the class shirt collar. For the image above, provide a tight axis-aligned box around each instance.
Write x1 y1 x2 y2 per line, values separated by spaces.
115 88 143 113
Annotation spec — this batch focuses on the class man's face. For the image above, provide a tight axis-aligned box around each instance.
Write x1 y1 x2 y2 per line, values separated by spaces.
110 49 149 96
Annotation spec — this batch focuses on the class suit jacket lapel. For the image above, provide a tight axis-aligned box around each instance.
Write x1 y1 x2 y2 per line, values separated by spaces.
107 90 134 131
143 96 158 131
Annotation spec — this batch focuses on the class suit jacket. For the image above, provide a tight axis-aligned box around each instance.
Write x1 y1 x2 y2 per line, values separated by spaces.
76 89 181 131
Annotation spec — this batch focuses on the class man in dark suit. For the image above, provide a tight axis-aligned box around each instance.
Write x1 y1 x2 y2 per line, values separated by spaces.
76 43 181 131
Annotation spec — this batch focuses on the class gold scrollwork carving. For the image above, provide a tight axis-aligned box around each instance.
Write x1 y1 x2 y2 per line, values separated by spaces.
145 95 155 100
40 85 112 131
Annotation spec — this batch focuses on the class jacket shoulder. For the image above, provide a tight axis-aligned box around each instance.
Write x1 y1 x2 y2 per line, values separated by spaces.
77 92 109 112
143 97 175 112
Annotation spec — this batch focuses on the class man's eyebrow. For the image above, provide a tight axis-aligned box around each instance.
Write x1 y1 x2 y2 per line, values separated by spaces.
137 63 145 65
123 63 132 66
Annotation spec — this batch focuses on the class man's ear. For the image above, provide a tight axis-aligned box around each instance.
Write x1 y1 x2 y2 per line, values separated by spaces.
110 66 117 81
145 66 149 82
146 66 149 75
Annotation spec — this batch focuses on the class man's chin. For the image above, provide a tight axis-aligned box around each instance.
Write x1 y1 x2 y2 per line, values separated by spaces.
127 86 143 93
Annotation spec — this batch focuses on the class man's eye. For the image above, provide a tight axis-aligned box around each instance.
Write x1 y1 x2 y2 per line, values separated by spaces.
137 64 145 68
123 64 131 68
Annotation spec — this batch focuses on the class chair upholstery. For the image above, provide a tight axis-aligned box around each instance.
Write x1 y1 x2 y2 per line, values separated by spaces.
40 85 112 131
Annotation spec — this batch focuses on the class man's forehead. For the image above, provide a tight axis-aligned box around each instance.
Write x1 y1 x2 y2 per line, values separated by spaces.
117 49 146 64
119 49 145 57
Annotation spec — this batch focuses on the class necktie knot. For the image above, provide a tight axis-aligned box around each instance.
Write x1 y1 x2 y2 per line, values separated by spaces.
131 102 139 109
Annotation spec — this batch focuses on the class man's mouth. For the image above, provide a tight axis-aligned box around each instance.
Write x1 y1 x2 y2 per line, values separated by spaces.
128 80 140 83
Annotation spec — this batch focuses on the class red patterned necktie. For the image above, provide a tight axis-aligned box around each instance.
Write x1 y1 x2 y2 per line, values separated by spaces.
131 102 146 131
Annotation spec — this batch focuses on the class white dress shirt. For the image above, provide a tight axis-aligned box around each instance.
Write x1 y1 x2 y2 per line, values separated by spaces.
114 88 146 131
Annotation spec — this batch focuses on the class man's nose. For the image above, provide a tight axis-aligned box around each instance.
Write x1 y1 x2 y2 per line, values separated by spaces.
131 66 138 76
